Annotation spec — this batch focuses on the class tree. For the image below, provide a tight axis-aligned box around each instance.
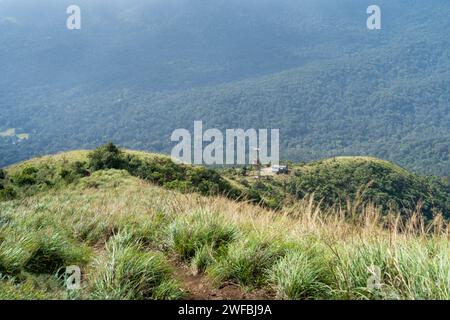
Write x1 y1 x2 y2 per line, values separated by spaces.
0 169 6 180
88 142 125 171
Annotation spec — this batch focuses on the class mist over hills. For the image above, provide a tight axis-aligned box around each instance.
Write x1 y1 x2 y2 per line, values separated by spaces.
0 0 449 175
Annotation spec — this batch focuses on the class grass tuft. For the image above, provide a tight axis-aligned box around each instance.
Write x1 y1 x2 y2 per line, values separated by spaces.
91 233 184 300
269 249 331 299
208 235 286 288
167 210 238 261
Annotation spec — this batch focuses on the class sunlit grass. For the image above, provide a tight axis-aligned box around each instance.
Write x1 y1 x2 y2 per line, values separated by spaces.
1 168 450 300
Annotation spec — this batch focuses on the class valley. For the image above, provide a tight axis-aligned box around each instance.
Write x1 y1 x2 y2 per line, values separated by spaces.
1 0 448 175
0 0 449 302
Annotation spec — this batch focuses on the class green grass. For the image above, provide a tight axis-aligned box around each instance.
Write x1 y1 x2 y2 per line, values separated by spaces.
190 244 216 276
208 235 286 288
0 274 65 300
0 226 90 276
268 250 331 300
167 210 238 261
1 149 450 300
24 231 89 275
90 233 184 300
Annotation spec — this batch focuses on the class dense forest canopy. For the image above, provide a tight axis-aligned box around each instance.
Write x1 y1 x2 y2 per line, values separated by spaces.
0 0 449 175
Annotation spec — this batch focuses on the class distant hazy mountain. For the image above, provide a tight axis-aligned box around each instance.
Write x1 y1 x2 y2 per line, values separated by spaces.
0 0 449 175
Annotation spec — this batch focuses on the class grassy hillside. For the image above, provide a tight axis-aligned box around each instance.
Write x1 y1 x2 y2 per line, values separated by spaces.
0 144 245 203
2 144 448 216
287 157 450 218
1 149 450 299
224 157 449 217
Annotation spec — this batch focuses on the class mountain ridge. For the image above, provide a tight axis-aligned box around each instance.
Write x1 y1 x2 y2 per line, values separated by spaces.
2 145 449 217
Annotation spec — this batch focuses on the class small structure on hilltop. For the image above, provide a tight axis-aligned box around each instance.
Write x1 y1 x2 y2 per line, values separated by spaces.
253 148 262 179
271 165 289 175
